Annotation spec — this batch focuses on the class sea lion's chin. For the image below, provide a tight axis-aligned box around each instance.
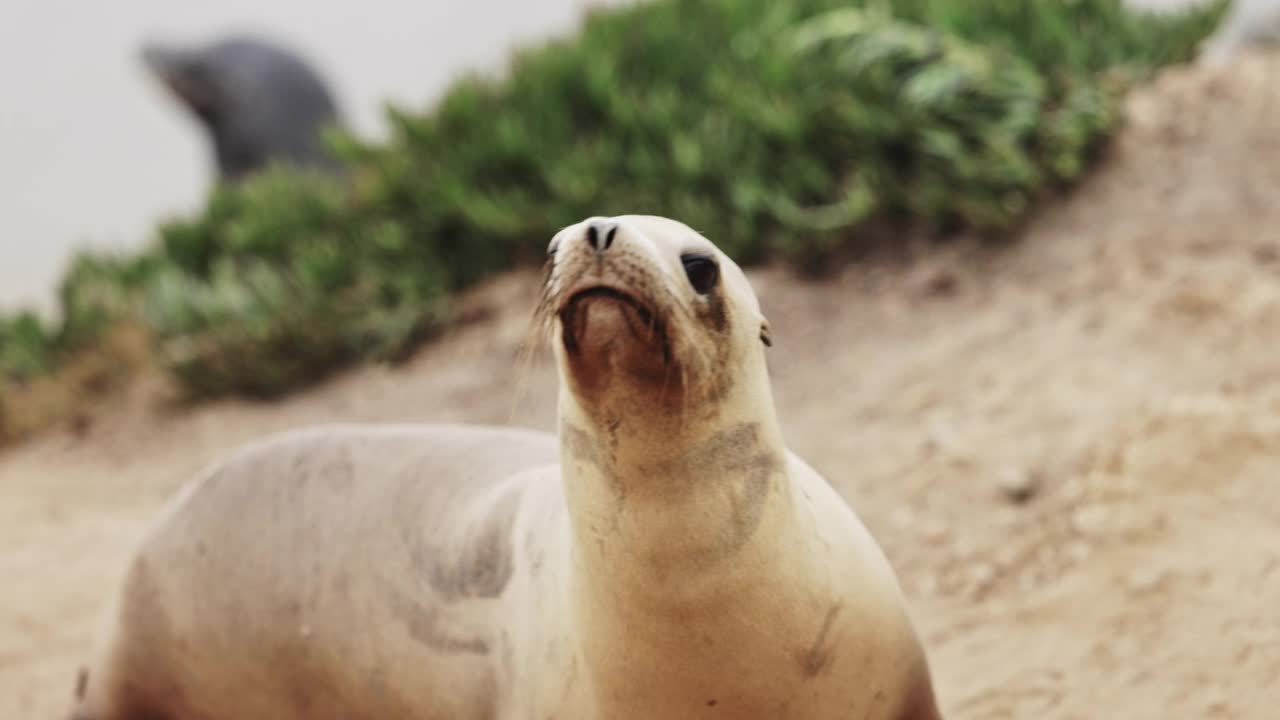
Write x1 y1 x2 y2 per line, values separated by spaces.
558 288 671 389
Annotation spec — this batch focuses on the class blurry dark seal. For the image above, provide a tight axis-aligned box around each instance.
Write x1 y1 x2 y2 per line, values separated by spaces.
65 215 943 720
141 34 345 181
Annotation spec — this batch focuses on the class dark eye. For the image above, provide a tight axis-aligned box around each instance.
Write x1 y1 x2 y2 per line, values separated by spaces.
681 254 719 295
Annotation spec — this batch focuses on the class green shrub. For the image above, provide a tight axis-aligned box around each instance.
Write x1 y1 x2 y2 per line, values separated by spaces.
0 0 1229 407
0 312 54 382
139 170 453 397
57 250 159 350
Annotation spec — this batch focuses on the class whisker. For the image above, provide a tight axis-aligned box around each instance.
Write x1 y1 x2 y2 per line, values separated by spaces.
510 264 559 422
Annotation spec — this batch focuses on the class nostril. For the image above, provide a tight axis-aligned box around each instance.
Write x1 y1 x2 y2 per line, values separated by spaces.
586 221 618 253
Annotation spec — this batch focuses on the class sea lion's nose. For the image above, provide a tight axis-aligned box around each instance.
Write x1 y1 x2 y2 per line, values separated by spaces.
586 220 618 255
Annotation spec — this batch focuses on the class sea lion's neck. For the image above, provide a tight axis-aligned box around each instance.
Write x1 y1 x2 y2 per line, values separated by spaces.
557 377 804 605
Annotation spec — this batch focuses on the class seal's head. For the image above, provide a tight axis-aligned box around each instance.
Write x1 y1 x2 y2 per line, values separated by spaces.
140 35 343 181
538 215 773 429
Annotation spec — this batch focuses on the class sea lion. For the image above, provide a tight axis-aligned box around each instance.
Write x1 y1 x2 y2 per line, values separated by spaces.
140 34 345 181
66 215 943 720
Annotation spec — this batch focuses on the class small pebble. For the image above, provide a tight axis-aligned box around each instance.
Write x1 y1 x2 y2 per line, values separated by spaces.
997 466 1042 504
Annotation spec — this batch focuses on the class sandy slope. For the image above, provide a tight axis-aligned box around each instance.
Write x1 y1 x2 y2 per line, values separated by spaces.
4 54 1280 719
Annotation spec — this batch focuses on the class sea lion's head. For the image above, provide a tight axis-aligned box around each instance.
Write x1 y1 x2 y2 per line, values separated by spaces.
139 35 343 181
539 215 773 429
141 42 228 126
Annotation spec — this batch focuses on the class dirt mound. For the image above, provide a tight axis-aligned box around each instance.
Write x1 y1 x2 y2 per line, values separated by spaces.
4 53 1280 718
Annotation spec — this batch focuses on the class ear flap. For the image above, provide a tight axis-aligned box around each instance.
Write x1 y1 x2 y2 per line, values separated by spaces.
759 319 773 347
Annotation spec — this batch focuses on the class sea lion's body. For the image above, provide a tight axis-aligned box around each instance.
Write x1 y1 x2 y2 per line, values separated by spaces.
70 216 942 720
79 424 560 719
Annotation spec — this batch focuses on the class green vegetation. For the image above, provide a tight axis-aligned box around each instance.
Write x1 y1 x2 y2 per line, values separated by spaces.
0 0 1229 437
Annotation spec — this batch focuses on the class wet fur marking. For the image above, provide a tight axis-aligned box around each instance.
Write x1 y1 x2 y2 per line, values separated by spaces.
385 472 523 655
719 427 776 558
798 603 843 678
397 481 524 604
690 288 737 405
679 423 780 564
563 422 606 470
699 284 729 334
387 584 490 655
423 484 523 601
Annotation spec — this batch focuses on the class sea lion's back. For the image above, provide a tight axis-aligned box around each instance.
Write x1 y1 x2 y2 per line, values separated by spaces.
150 422 559 550
83 423 560 720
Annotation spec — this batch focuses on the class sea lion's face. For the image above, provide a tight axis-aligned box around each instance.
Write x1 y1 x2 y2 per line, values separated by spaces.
140 44 229 126
541 215 771 417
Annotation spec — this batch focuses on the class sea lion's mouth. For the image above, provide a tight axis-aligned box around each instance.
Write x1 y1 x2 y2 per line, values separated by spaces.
563 287 653 322
558 286 664 356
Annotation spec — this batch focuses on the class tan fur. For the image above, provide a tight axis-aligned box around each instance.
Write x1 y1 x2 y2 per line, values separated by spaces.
68 215 942 720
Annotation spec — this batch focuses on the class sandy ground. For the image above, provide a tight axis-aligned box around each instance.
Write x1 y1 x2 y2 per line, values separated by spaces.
4 54 1280 719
